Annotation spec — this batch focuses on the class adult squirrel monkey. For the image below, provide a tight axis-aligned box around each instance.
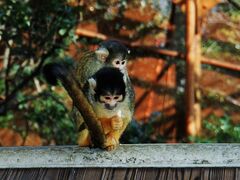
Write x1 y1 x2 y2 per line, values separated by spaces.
73 40 134 150
43 40 135 150
82 67 132 150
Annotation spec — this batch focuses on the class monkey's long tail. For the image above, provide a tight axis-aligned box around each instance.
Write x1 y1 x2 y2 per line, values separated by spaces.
42 62 106 148
43 63 70 86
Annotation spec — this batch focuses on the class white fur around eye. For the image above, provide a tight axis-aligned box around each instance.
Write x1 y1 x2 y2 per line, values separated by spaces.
99 96 106 102
113 59 121 66
122 60 126 64
100 96 111 103
115 95 123 101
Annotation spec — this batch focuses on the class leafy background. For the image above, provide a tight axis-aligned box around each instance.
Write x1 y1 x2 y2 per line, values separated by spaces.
0 0 239 146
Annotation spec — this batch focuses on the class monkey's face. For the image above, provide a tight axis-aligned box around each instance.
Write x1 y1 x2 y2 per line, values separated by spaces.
95 40 130 71
95 86 125 111
88 67 126 111
112 58 127 70
99 94 124 110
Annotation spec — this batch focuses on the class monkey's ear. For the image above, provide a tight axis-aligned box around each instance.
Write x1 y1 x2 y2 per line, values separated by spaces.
88 78 97 94
95 47 109 62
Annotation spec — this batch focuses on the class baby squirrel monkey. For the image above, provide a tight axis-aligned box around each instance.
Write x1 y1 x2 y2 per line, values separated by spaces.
73 40 134 150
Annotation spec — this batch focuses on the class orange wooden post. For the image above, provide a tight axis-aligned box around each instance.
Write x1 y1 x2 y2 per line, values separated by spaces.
185 0 202 137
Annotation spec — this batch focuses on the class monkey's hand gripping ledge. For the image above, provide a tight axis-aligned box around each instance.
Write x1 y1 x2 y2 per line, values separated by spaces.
0 144 240 168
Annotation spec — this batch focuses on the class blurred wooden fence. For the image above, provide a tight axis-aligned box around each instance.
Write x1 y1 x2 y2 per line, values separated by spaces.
59 0 240 143
73 0 240 141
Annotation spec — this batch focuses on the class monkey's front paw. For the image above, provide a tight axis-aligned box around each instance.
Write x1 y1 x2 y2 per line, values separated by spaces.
104 135 119 151
111 116 123 130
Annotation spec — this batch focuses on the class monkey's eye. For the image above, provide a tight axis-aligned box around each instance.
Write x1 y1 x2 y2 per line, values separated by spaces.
100 96 111 102
113 59 121 67
121 60 126 66
114 95 123 101
105 96 111 100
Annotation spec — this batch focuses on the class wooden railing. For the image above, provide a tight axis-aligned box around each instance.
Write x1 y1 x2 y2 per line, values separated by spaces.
0 144 240 168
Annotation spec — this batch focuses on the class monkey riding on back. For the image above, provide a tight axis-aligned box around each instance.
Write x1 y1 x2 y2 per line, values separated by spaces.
43 40 135 151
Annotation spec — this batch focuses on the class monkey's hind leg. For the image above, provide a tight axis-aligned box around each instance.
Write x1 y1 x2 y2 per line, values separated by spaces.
77 128 92 147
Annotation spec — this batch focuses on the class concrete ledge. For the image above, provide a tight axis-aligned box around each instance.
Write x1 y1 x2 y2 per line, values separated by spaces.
0 144 240 168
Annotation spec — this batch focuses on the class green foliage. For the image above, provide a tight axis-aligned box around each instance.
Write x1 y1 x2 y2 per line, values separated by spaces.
0 90 77 145
202 39 240 57
0 0 80 53
25 91 77 145
190 115 240 143
0 79 5 94
218 2 240 22
0 0 80 101
0 112 14 128
202 39 240 64
0 0 80 145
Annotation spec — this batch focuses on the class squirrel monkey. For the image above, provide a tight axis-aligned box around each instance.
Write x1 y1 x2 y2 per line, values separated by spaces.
82 67 132 151
43 40 135 150
72 40 134 150
74 40 130 87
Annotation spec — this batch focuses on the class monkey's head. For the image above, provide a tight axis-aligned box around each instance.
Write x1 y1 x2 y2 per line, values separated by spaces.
88 67 126 110
95 40 130 71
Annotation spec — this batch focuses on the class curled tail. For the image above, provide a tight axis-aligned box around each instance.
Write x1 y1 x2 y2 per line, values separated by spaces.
43 63 70 85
